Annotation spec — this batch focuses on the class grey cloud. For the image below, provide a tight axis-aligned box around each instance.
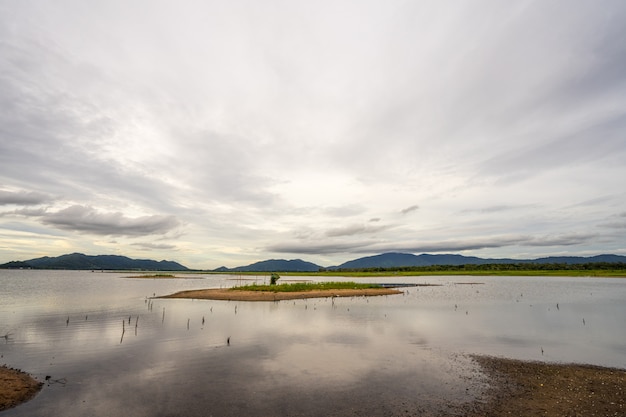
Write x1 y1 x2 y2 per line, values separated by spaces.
266 241 373 255
400 205 419 215
598 212 626 229
131 242 178 250
481 114 626 184
459 204 539 215
321 205 367 218
369 218 381 222
375 234 597 253
325 223 392 238
599 222 626 229
3 207 48 217
0 190 53 206
42 205 180 237
269 233 597 256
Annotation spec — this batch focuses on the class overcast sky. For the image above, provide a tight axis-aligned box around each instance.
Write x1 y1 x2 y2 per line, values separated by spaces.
1 1 626 269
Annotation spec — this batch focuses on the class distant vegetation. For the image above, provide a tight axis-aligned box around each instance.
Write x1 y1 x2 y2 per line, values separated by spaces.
318 262 626 277
126 274 176 278
231 281 383 292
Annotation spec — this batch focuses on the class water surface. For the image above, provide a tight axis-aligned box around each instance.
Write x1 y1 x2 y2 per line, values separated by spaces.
1 271 625 416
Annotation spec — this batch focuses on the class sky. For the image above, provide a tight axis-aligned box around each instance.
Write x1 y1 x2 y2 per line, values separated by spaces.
1 1 626 269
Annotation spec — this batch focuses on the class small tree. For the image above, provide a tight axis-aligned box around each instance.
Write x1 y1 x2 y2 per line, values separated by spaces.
270 273 280 285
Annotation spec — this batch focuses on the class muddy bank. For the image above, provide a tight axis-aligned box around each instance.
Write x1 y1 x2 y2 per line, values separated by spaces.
464 356 626 417
159 287 402 301
0 366 42 411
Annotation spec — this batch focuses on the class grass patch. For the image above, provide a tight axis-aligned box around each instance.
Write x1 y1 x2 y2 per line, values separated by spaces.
126 273 176 278
231 281 383 292
259 270 626 278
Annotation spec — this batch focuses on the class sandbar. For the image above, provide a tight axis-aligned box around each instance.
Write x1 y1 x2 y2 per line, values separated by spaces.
159 287 402 301
0 366 42 411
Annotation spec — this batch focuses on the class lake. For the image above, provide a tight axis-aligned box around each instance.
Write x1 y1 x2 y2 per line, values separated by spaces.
1 270 625 416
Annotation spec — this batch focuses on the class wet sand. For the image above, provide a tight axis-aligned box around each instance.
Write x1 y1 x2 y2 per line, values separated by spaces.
0 366 42 411
159 287 402 301
464 356 626 416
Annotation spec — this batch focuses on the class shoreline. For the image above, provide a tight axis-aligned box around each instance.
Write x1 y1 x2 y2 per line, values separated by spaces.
0 366 42 412
158 287 402 301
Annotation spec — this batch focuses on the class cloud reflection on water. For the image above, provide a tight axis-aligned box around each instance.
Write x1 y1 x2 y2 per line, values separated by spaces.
2 271 626 416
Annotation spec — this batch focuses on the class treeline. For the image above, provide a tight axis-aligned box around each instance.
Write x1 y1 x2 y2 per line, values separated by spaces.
325 262 626 273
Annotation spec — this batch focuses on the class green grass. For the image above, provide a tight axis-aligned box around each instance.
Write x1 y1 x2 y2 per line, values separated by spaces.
214 270 626 278
230 281 383 292
311 270 626 277
127 273 176 278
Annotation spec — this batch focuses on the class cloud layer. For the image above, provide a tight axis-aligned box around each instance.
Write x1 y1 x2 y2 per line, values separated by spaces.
1 1 626 268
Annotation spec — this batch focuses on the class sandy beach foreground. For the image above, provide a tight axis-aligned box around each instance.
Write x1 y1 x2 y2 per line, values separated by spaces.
0 366 42 411
2 356 624 415
159 287 402 301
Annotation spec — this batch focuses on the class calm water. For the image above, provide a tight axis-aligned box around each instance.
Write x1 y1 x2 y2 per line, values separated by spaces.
1 270 625 416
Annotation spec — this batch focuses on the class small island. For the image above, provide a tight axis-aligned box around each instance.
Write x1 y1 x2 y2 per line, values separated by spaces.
160 281 402 301
0 366 42 411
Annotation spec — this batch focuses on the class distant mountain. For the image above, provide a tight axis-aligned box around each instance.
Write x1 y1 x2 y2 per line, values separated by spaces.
330 252 494 269
219 259 322 272
329 252 626 270
213 252 626 272
0 253 189 271
4 251 625 272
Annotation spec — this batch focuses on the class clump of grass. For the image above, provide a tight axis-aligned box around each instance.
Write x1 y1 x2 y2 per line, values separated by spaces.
231 281 382 292
128 274 176 279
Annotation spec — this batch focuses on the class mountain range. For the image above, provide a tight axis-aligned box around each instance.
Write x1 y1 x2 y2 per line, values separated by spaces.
0 253 188 271
213 252 626 272
2 252 625 271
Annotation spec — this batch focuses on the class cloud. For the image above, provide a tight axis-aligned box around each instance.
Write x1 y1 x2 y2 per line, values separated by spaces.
325 223 393 238
268 233 597 256
131 242 178 250
1 1 626 268
266 241 373 255
0 207 48 217
400 205 419 215
41 205 180 237
0 190 53 206
461 204 536 214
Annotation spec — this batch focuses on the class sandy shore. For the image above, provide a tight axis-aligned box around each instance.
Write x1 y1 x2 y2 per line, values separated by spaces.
0 366 42 411
159 287 402 301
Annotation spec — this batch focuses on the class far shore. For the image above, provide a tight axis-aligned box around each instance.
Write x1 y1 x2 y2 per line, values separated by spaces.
124 273 203 279
158 287 402 301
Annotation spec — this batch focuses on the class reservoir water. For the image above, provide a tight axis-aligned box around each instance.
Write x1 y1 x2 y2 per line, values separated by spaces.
1 270 625 416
